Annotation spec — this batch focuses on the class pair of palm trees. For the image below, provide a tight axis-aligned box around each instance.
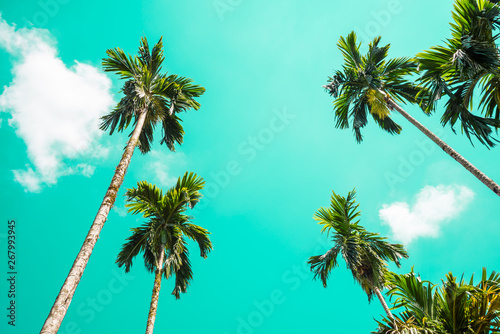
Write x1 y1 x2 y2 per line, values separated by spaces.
325 0 500 196
307 190 500 333
41 38 210 334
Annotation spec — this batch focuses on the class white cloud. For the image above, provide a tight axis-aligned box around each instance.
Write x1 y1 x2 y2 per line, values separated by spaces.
142 150 186 188
0 16 114 192
379 185 475 244
112 205 128 218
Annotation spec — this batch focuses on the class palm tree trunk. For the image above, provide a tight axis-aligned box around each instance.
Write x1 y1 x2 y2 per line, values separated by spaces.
145 247 165 334
380 90 500 197
373 286 394 321
41 110 148 334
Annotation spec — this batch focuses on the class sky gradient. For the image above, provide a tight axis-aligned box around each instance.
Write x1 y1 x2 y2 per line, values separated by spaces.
1 0 499 333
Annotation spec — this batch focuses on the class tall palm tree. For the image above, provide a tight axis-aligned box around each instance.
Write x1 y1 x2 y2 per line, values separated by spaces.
117 173 212 334
375 268 500 334
323 31 500 197
308 189 408 320
416 0 500 148
41 37 205 333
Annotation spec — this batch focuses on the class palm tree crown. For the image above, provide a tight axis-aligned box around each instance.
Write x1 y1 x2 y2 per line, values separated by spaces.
117 172 212 298
417 0 500 147
308 189 408 302
324 31 426 142
375 268 500 334
323 31 500 197
101 37 205 153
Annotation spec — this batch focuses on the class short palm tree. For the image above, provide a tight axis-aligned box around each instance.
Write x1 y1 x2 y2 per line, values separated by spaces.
41 37 205 333
117 173 212 334
375 268 500 334
416 0 500 148
308 189 408 320
323 31 500 197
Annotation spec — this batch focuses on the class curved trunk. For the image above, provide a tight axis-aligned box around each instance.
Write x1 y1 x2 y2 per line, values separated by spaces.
145 247 165 334
373 286 394 321
41 110 148 334
380 91 500 197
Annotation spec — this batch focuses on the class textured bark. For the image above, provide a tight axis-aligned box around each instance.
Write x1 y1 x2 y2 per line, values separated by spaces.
41 110 148 334
373 286 394 321
145 247 165 334
380 90 500 197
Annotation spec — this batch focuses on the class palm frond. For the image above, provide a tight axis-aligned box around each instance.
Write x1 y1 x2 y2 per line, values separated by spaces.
308 245 341 287
338 32 363 70
178 223 213 258
102 47 139 79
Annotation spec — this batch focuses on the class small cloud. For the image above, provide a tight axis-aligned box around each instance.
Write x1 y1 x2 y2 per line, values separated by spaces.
0 15 114 192
379 184 475 244
113 205 128 218
141 150 186 189
73 163 96 177
13 167 42 193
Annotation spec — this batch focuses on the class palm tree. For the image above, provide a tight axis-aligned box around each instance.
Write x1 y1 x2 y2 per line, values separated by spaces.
308 189 408 320
41 37 205 333
375 268 500 334
416 0 500 148
323 31 500 197
117 172 212 334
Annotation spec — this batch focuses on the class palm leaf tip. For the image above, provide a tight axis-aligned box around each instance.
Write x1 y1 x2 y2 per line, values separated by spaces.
323 80 339 97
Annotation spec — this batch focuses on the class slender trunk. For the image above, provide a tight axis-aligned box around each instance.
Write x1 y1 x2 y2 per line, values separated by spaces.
41 110 148 334
373 286 394 321
380 90 500 197
145 247 165 334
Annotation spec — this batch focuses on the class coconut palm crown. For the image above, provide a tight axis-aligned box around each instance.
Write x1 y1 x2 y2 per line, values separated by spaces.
324 31 427 143
116 172 212 299
101 36 205 153
308 189 408 306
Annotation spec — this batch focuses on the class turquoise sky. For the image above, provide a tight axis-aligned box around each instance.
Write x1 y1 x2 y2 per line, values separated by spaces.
1 0 499 333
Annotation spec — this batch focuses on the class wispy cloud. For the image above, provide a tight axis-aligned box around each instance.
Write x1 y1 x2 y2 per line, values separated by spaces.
112 205 128 218
379 185 475 244
0 15 114 192
140 150 186 189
